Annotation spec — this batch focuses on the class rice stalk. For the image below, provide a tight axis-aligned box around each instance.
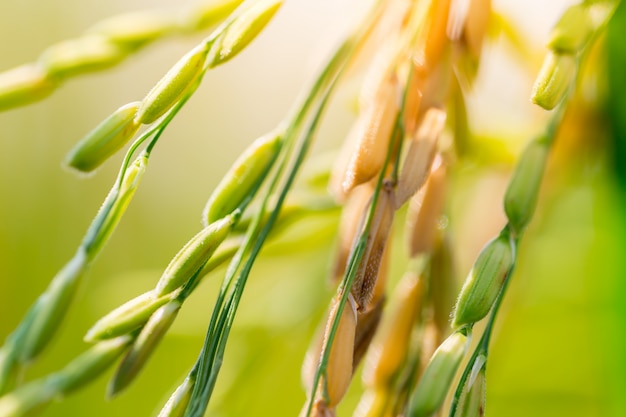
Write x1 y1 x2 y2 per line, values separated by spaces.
182 34 360 417
155 4 400 417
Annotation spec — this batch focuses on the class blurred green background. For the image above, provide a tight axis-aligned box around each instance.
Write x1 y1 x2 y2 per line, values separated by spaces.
0 0 625 416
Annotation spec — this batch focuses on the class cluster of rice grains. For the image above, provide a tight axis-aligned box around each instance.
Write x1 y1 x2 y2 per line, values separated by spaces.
0 0 615 416
299 1 614 417
301 0 483 416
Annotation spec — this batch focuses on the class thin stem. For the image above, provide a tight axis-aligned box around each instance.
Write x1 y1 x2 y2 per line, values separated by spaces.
199 74 342 414
184 16 368 417
185 3 391 410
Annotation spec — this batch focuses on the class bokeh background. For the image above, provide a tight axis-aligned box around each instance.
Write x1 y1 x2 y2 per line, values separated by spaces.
0 0 625 416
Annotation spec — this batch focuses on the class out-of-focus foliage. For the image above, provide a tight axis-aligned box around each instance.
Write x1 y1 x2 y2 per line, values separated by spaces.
0 0 625 416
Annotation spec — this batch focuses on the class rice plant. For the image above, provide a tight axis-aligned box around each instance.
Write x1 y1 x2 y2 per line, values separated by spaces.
0 0 625 416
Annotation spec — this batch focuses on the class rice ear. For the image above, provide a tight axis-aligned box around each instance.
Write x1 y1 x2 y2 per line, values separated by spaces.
395 108 446 209
405 158 447 257
335 73 400 196
350 184 395 310
330 183 374 284
322 295 358 407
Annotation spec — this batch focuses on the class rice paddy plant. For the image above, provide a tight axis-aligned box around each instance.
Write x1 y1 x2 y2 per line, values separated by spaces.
0 0 625 416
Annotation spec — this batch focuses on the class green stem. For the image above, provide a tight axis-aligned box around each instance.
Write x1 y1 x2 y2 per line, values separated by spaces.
202 72 342 412
0 49 210 395
182 2 392 412
185 29 359 417
187 30 355 394
448 105 566 416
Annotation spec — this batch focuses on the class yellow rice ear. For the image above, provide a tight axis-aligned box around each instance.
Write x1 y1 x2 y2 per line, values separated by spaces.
330 183 374 284
362 272 426 388
335 74 400 196
351 184 395 309
322 295 357 407
395 108 446 209
405 157 447 257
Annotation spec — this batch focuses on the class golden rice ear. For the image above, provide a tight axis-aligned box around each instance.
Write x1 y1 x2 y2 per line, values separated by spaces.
406 157 447 257
302 294 358 410
395 108 446 209
336 74 400 196
322 295 358 408
330 183 375 284
362 272 426 388
330 32 403 203
351 184 395 310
